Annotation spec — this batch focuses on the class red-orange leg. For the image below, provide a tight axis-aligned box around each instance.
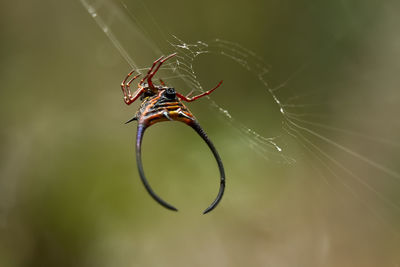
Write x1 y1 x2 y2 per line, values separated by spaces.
121 69 134 98
121 70 142 105
176 80 223 102
125 87 146 105
146 53 177 89
185 89 195 98
138 55 164 87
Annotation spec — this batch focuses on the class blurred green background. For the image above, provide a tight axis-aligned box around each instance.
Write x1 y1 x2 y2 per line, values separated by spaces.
1 0 400 266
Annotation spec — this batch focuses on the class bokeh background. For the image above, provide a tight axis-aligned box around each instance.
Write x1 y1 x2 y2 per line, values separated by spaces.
1 0 400 266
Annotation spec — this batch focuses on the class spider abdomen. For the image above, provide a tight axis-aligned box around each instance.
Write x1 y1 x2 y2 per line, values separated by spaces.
137 90 194 126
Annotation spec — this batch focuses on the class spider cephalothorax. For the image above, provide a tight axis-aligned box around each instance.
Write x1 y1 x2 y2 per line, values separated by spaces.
120 53 225 214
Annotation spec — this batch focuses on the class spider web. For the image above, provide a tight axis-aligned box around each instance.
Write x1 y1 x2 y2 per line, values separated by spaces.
80 0 295 164
167 36 296 164
80 0 400 259
165 36 400 233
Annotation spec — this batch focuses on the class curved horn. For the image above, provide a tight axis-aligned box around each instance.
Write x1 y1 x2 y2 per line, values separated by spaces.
189 120 226 214
136 124 178 211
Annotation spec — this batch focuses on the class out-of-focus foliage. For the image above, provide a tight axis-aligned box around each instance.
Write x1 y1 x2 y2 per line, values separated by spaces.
0 0 400 266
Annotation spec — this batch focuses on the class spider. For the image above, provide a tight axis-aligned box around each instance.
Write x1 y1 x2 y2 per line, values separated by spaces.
120 53 225 214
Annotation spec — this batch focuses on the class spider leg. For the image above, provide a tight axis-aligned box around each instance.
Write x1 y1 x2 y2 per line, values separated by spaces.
121 69 135 99
124 73 143 101
124 87 146 105
159 79 166 86
138 55 165 87
127 74 141 94
127 73 142 87
147 53 177 89
121 70 143 105
185 89 195 98
176 80 223 102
